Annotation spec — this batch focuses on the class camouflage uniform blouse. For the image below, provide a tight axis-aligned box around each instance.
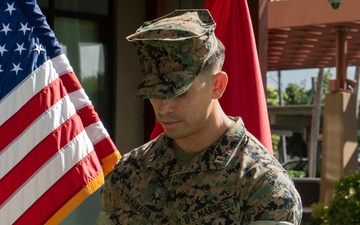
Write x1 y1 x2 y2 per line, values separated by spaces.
96 117 303 225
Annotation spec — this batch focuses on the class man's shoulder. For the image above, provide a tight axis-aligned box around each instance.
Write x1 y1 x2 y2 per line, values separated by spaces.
117 134 166 165
243 222 295 225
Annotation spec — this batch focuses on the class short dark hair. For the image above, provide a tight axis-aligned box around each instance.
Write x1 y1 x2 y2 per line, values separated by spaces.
201 38 225 76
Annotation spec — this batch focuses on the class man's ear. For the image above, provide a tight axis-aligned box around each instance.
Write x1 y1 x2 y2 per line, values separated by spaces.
212 71 228 99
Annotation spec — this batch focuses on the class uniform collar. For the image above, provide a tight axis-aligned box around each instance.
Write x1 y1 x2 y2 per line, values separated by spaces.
145 117 246 177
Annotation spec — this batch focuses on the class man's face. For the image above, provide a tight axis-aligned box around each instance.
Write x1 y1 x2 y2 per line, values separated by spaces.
149 74 214 141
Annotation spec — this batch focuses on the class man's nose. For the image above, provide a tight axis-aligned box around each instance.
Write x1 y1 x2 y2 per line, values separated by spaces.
153 99 174 114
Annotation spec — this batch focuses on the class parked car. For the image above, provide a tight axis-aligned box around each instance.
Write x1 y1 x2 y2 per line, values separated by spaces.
281 157 360 178
281 158 308 172
281 158 311 177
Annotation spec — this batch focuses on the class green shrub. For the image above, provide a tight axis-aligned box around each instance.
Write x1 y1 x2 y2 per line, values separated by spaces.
327 171 360 225
287 170 306 178
310 202 328 225
311 171 360 225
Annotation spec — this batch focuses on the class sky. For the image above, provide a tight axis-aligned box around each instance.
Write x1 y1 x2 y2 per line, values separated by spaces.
266 66 358 93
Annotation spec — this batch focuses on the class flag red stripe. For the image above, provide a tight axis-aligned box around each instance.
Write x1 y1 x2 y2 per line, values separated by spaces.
77 105 101 127
59 71 82 93
59 71 102 127
13 150 102 225
0 114 83 206
0 78 66 152
57 67 120 167
94 136 119 162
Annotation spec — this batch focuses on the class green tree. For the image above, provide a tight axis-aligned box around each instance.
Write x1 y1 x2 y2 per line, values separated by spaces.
272 69 333 159
266 86 280 106
280 80 311 158
320 68 332 103
266 86 281 159
283 80 311 105
286 133 308 158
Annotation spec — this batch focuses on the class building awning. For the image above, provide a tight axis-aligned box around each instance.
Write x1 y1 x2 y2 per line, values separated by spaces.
268 0 360 71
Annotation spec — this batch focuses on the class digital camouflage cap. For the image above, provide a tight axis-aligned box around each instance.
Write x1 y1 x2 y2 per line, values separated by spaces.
127 9 218 99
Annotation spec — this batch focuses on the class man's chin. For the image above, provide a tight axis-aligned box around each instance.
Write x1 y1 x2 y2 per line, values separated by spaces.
164 130 182 139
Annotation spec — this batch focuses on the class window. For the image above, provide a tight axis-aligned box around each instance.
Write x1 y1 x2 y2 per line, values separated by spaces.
54 17 110 127
39 0 114 135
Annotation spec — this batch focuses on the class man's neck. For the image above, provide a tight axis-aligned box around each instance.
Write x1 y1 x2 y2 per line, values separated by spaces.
174 113 233 153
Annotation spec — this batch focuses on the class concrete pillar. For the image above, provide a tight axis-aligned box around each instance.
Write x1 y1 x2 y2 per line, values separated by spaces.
320 92 358 204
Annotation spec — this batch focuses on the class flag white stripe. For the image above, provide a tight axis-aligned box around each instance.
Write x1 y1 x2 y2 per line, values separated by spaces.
0 60 58 126
51 54 73 76
50 54 110 148
52 54 93 110
85 121 109 145
0 95 76 178
1 130 94 225
68 89 91 110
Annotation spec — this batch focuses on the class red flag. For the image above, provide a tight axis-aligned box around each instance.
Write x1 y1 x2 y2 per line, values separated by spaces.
150 0 273 153
0 1 120 224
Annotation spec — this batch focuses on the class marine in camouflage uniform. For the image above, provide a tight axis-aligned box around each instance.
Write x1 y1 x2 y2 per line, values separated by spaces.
96 9 302 225
96 117 302 225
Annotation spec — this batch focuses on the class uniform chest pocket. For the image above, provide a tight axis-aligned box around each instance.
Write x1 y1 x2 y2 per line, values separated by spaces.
181 198 240 225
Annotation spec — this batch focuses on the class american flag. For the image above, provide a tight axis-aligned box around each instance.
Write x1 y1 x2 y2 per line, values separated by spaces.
0 0 120 224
